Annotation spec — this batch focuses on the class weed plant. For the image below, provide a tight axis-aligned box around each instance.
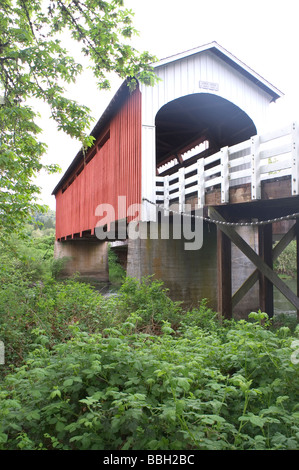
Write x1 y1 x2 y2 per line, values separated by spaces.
0 235 299 450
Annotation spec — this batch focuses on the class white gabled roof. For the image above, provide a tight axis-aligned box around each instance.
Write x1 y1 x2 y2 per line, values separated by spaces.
153 41 283 102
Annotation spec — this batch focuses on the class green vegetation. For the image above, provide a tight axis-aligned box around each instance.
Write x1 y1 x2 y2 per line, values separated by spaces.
107 246 126 287
0 0 157 237
0 229 299 450
3 0 298 453
274 240 297 278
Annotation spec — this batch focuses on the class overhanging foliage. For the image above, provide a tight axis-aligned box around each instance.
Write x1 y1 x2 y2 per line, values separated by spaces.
0 0 157 235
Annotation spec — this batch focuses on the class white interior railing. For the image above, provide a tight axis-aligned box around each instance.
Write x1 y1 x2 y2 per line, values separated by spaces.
155 122 299 210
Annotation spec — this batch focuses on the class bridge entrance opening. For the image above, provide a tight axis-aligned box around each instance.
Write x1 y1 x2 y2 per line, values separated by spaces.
155 93 257 175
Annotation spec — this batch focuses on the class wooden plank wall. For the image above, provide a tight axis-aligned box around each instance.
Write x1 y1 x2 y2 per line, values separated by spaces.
55 88 142 240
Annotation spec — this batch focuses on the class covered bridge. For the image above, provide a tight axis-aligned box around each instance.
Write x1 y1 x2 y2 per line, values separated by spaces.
53 42 299 318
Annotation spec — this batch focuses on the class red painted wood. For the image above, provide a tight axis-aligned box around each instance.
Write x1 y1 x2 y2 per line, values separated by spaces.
55 87 142 240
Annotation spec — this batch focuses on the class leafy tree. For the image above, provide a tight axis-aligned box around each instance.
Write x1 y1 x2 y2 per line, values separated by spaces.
0 0 157 236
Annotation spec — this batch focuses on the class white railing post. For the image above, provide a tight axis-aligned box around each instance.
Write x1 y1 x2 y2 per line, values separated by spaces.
141 124 156 221
221 146 229 203
164 175 169 216
197 158 205 207
179 167 185 213
251 135 261 200
291 122 299 196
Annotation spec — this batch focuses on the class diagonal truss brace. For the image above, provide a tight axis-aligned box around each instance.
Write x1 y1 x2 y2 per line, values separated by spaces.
209 207 299 312
232 223 297 308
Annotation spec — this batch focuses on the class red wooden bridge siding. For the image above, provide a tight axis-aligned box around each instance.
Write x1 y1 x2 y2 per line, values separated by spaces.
55 87 142 240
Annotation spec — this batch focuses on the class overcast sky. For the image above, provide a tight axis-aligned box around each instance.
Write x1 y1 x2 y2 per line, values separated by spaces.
38 0 299 209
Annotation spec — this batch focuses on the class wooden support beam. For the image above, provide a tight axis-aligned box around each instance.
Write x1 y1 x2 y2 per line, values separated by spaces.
232 223 296 308
217 227 232 319
258 224 274 317
232 270 259 309
209 207 299 311
272 223 296 259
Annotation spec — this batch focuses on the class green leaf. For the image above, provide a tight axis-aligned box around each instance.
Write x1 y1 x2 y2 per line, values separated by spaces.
0 0 157 237
0 433 8 444
239 413 266 428
26 410 40 421
176 377 190 393
63 378 74 387
50 388 61 399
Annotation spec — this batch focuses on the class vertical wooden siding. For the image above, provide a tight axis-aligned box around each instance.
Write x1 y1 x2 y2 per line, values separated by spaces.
55 88 142 240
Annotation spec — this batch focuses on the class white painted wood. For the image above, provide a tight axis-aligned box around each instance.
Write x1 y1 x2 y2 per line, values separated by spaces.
144 50 273 130
204 151 222 166
185 185 198 196
228 144 251 188
154 122 298 213
168 180 180 191
260 159 291 175
260 168 291 180
184 173 199 186
167 173 179 183
229 139 251 155
205 176 222 188
141 125 156 221
260 142 292 160
221 147 229 203
197 158 205 208
204 163 222 178
139 43 285 221
229 168 251 181
178 168 186 212
184 161 200 174
259 124 292 144
229 155 251 169
151 42 282 100
164 175 170 215
250 135 260 200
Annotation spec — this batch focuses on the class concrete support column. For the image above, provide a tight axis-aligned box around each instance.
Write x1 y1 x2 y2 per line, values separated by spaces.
127 222 218 310
54 239 109 282
126 220 260 317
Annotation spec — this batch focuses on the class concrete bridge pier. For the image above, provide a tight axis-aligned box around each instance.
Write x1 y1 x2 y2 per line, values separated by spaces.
126 220 259 316
54 239 109 283
127 221 218 310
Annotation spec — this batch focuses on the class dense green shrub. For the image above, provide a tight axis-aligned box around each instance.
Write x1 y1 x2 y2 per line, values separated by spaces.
0 235 183 371
0 275 101 371
0 256 184 371
110 276 183 332
0 312 298 450
1 233 299 450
